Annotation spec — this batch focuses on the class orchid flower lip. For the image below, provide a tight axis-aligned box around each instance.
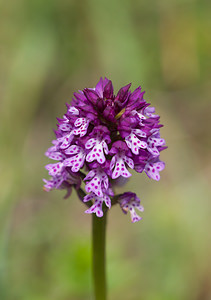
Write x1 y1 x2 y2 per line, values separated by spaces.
44 77 166 222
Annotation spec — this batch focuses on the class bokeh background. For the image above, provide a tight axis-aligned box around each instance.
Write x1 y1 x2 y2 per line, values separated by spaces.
1 0 211 299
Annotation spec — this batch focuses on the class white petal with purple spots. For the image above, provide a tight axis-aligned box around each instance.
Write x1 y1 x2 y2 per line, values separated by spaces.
45 162 64 176
144 161 165 181
47 152 64 161
123 156 134 169
83 193 95 202
125 133 147 155
84 169 97 181
110 156 116 170
65 145 81 155
111 154 132 179
86 140 108 164
148 137 165 147
73 118 89 137
63 148 86 172
85 138 97 149
85 199 103 217
84 193 111 217
124 203 144 223
85 169 108 197
74 118 86 127
119 193 144 223
59 133 74 149
132 128 147 138
58 123 72 131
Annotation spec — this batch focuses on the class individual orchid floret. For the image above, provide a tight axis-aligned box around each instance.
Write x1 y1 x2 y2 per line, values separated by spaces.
125 130 147 155
147 129 166 157
63 145 86 172
73 117 90 137
84 192 111 217
109 141 134 179
144 159 165 181
85 126 110 164
45 162 64 176
85 198 104 217
44 77 166 222
43 170 81 192
84 168 108 197
118 192 144 223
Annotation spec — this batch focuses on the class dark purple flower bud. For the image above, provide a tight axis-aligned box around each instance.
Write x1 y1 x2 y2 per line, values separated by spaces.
103 80 114 99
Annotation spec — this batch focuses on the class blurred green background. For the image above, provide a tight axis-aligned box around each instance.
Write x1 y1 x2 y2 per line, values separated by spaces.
0 0 211 299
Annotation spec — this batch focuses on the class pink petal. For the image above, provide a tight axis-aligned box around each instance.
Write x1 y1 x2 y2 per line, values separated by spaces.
65 145 80 155
47 152 63 161
58 124 72 131
74 117 86 127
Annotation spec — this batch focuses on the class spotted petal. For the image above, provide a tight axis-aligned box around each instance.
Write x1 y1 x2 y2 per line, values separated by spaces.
45 163 63 176
111 156 132 179
86 141 107 164
85 199 103 217
129 206 143 223
119 192 144 223
84 169 96 181
145 161 165 181
73 119 89 137
132 128 147 138
85 176 103 197
63 150 86 172
148 137 165 146
59 133 74 149
110 155 116 170
83 193 95 202
123 156 134 169
58 123 72 131
47 152 64 161
125 133 147 155
85 169 108 197
85 138 97 149
65 145 81 155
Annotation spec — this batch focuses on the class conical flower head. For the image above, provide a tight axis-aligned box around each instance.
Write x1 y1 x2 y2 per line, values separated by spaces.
44 78 166 222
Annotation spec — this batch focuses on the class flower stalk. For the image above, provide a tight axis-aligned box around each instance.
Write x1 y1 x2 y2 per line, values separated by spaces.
92 209 107 300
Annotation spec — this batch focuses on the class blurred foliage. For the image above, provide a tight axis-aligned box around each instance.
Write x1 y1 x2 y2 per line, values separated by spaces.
0 0 211 299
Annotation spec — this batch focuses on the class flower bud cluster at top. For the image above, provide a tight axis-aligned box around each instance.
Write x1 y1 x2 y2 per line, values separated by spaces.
44 78 166 222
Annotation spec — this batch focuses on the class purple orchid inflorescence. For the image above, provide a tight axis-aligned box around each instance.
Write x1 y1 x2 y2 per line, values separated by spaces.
44 78 166 222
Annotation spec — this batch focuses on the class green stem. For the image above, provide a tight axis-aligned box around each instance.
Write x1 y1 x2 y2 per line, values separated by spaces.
92 211 107 300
